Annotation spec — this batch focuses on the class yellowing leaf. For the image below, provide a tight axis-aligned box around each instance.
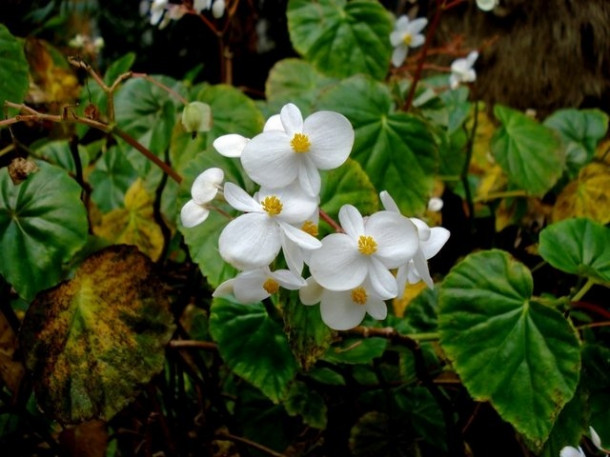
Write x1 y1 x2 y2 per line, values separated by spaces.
468 106 497 176
93 179 164 261
476 163 508 200
393 281 427 318
19 245 175 424
552 162 610 224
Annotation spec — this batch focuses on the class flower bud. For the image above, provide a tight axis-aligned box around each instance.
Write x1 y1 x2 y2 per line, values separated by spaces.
181 101 212 134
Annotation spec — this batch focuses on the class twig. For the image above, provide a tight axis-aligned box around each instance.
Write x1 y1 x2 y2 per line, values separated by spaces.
216 430 286 457
318 208 343 233
131 73 189 105
169 340 218 350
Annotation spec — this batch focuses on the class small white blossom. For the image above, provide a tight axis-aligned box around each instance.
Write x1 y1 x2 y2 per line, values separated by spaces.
218 182 321 270
300 277 387 330
380 191 450 290
559 446 586 457
180 168 224 228
389 15 428 67
182 101 212 133
449 51 479 90
308 204 419 299
427 197 444 212
214 266 305 304
240 103 354 197
476 0 499 11
193 0 212 12
212 114 284 158
212 0 225 18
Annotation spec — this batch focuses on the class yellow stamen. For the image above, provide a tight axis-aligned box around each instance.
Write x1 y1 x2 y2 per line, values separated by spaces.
358 235 377 255
403 33 412 46
261 195 283 216
290 133 311 153
301 220 319 237
351 287 368 305
263 278 280 294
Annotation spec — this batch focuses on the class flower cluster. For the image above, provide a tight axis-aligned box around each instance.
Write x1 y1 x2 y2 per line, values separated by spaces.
182 103 450 330
560 426 609 457
141 0 225 29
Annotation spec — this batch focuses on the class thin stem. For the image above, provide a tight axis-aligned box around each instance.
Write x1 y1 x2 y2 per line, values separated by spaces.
169 340 218 350
571 278 596 303
131 73 189 105
319 208 343 232
216 430 286 457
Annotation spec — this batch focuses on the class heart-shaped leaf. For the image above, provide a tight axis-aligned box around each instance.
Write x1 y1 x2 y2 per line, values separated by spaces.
438 250 581 450
318 75 437 215
491 105 564 196
19 245 175 424
539 218 610 283
0 162 88 300
0 24 29 109
287 0 392 80
209 298 298 403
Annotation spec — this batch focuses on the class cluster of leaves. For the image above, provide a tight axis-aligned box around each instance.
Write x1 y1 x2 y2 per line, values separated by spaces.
0 0 609 456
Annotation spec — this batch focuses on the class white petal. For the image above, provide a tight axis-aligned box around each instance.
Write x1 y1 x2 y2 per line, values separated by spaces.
410 34 425 48
297 156 321 197
211 0 225 18
365 298 387 320
309 234 367 291
389 30 405 47
180 200 210 227
449 73 460 90
212 278 235 298
412 249 433 289
392 45 408 67
338 204 365 239
368 256 398 299
467 51 479 66
218 213 281 270
590 427 603 450
394 16 410 31
232 269 270 303
422 227 450 259
395 263 409 296
280 103 304 137
304 111 354 170
299 276 323 305
320 290 367 330
366 211 419 268
379 190 400 213
223 182 261 213
476 0 497 10
271 269 307 289
241 130 298 189
410 217 431 241
264 114 284 132
259 182 319 224
427 197 443 212
279 221 322 250
191 167 223 204
408 17 428 35
559 447 586 457
282 234 305 275
213 134 249 158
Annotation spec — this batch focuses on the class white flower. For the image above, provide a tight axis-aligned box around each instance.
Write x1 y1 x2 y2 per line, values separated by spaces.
240 103 354 197
449 51 479 90
308 204 419 299
212 114 284 158
476 0 499 11
427 197 443 212
560 446 586 457
180 167 224 227
590 426 608 453
380 191 450 290
218 182 321 270
149 0 168 25
212 0 225 18
389 15 428 67
282 206 320 275
300 277 387 330
214 266 305 304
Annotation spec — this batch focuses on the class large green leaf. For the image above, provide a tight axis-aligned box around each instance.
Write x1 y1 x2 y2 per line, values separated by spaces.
19 245 175 424
209 298 298 403
0 25 29 109
544 109 608 174
287 0 392 80
265 58 337 116
539 218 610 283
438 250 581 450
323 338 388 364
89 144 138 212
0 162 88 301
284 380 327 429
34 140 89 175
491 105 564 196
318 75 437 215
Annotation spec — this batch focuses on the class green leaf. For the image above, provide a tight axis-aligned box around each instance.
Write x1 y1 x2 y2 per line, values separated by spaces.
323 337 388 364
306 367 346 386
319 158 378 231
438 250 581 450
539 385 586 457
284 380 327 429
491 105 564 196
440 87 472 134
318 75 437 215
265 58 337 116
544 108 608 174
89 144 138 212
283 294 334 370
19 245 175 424
209 298 298 403
34 140 89 175
539 218 610 282
0 162 88 301
0 25 29 110
287 0 392 80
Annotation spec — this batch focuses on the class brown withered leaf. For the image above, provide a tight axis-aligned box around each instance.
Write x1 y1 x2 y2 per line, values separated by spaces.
59 420 108 457
0 311 25 394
